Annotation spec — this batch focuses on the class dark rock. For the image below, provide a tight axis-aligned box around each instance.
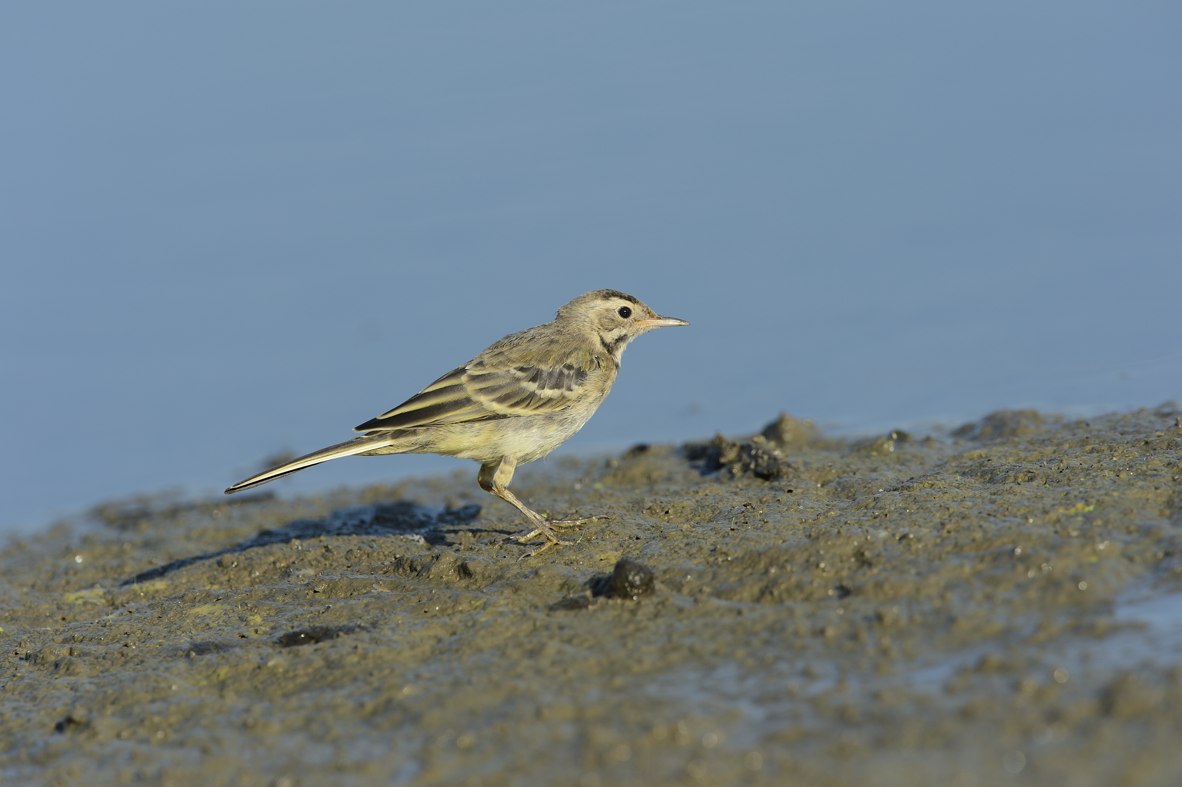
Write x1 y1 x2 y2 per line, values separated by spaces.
686 434 790 480
591 558 656 600
274 625 358 648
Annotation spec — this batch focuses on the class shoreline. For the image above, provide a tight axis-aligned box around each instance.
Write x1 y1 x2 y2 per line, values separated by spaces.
3 405 1182 785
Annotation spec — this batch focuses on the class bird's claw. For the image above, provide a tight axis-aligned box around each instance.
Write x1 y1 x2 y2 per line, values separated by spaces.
513 529 573 545
510 514 608 557
516 538 569 560
547 514 609 530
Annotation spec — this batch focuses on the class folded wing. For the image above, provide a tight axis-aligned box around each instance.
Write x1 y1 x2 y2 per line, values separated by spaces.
354 361 591 432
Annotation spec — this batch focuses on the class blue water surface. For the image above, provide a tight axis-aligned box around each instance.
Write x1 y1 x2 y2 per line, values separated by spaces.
3 2 1179 535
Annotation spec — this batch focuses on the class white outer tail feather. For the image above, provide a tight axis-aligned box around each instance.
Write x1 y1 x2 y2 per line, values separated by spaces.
225 434 396 493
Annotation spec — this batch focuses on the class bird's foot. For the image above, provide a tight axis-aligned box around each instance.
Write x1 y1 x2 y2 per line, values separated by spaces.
549 514 609 530
517 537 569 559
513 515 608 557
515 515 607 542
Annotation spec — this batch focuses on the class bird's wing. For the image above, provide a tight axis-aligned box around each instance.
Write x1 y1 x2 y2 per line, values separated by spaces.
354 359 594 432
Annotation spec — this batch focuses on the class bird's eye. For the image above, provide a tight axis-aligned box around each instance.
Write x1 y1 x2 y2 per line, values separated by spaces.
617 306 632 319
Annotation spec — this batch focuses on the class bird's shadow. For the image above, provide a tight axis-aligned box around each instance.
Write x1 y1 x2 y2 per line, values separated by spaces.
119 500 483 587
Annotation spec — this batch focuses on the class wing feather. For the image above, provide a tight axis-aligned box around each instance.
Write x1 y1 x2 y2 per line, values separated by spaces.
354 367 494 431
354 358 597 433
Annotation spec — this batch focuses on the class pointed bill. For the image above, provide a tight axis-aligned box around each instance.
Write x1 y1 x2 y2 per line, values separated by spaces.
639 314 689 329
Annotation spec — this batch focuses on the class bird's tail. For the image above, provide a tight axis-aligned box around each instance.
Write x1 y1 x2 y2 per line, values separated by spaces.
224 433 398 494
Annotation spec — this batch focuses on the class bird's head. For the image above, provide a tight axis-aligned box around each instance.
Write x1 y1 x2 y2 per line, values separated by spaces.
556 289 688 364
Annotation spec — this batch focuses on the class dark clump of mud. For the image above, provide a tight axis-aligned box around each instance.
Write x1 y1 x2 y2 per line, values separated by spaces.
3 405 1182 785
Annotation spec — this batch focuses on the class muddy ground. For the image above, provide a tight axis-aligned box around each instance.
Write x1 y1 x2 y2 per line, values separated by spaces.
3 405 1182 786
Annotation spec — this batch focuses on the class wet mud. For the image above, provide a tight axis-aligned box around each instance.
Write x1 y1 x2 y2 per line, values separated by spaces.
3 405 1182 785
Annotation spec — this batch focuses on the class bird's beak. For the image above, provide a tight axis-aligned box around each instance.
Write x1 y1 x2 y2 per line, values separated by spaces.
640 315 689 329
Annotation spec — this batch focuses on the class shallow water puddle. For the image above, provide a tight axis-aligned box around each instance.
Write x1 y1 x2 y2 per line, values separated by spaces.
1102 589 1182 669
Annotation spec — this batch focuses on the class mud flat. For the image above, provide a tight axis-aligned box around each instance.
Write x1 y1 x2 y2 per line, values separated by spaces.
3 405 1182 786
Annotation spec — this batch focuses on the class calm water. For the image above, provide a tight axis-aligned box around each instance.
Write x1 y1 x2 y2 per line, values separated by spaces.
3 2 1180 536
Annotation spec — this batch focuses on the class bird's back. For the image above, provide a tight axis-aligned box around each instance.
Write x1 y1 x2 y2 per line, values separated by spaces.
354 319 617 464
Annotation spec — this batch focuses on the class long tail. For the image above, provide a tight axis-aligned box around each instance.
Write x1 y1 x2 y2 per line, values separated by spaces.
225 434 398 494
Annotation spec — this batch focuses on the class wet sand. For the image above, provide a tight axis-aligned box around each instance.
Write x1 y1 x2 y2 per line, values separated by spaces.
3 405 1182 786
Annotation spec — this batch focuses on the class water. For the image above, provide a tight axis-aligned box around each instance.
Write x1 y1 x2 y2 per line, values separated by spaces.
3 2 1180 536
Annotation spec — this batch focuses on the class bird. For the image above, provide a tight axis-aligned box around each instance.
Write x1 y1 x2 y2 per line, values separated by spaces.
225 289 688 554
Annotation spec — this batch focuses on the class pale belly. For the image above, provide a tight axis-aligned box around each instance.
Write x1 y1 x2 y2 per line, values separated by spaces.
362 406 602 466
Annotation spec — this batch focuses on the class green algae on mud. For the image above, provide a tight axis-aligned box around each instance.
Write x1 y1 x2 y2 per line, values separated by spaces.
3 405 1182 786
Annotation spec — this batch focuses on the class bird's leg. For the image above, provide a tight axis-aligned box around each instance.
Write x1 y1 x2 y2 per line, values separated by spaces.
478 458 567 547
478 459 598 554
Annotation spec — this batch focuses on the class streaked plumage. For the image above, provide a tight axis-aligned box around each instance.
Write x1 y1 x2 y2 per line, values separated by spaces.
225 290 687 554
